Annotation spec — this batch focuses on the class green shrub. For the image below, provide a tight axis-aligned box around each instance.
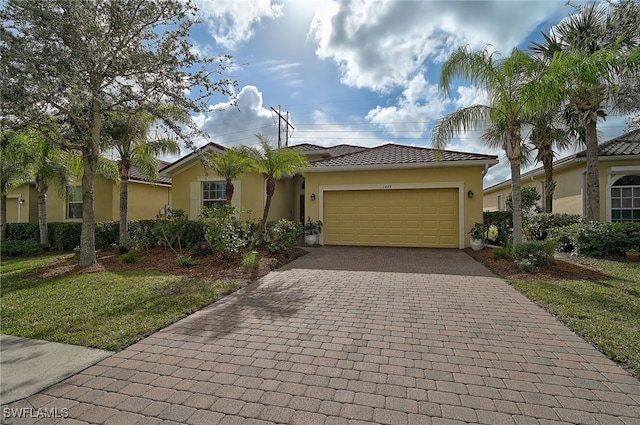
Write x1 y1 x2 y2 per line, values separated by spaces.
6 223 40 241
48 222 82 251
129 220 163 249
176 255 195 267
549 222 640 257
95 222 119 249
513 240 558 269
0 239 48 257
492 247 511 260
242 251 260 270
120 251 139 264
524 213 583 241
201 206 252 258
483 211 512 246
265 219 302 254
156 209 190 251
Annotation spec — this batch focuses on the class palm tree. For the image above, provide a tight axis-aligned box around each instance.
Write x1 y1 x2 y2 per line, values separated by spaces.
433 46 542 246
31 139 75 244
243 134 308 238
0 131 34 240
527 106 580 213
530 0 640 221
102 110 181 248
205 147 252 205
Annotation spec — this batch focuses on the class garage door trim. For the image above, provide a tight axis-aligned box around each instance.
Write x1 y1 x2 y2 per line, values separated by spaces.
318 182 466 248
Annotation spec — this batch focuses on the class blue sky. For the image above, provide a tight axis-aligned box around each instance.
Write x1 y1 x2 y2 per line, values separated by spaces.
179 0 634 187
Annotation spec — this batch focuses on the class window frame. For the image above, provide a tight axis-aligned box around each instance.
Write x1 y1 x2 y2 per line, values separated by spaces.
202 181 227 210
67 185 83 219
610 175 640 222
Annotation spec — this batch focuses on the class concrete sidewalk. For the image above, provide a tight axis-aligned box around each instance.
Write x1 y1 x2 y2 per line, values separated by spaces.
0 335 113 405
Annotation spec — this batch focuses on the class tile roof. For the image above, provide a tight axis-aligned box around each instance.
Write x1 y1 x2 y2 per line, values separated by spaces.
309 143 497 168
288 143 326 152
129 161 172 185
325 144 369 157
576 128 640 157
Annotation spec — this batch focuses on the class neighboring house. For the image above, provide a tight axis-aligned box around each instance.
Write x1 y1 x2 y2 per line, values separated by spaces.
5 162 172 224
162 142 498 249
483 129 640 222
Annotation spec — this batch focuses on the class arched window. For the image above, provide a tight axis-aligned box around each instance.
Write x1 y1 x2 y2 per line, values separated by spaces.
611 175 640 222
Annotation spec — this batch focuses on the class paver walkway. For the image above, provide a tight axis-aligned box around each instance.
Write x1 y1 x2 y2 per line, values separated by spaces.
2 247 639 424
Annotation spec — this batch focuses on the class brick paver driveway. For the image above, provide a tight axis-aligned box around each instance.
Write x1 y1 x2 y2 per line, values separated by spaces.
4 247 640 424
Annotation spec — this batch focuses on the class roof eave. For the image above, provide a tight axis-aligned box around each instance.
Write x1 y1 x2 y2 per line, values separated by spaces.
160 144 226 177
305 159 499 173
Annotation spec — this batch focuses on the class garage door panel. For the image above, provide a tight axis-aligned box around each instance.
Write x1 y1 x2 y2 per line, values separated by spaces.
324 188 459 248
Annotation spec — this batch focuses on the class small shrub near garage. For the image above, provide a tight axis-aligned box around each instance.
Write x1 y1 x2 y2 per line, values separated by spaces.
512 240 558 272
483 211 512 246
201 206 253 258
265 219 302 254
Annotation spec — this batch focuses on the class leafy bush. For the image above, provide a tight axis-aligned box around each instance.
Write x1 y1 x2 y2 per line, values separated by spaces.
550 221 640 257
483 211 513 246
524 213 583 241
512 240 558 268
0 239 48 257
129 220 163 249
120 251 139 264
192 241 213 256
176 255 195 267
242 251 260 270
201 206 253 258
492 247 511 260
95 222 119 249
156 209 190 252
6 223 39 241
265 219 302 254
49 222 82 251
506 186 542 214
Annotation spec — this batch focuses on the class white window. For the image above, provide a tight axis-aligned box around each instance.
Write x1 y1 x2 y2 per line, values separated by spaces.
67 186 83 219
611 175 640 222
203 181 226 209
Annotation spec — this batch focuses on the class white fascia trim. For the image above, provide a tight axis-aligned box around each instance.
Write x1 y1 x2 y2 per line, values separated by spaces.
128 179 171 187
160 145 225 177
317 181 466 249
305 159 498 173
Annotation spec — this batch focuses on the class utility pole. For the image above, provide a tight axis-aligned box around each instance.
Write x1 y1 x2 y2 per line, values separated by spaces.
270 106 294 148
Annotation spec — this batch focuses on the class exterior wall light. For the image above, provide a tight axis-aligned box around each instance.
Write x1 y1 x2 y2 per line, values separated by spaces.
467 190 474 199
19 198 25 205
310 193 316 201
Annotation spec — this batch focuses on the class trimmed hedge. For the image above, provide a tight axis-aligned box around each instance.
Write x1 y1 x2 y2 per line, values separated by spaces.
524 213 583 241
549 221 640 257
483 211 512 246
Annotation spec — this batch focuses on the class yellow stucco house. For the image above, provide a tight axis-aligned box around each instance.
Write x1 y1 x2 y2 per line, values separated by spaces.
483 129 640 222
161 142 498 249
5 164 172 224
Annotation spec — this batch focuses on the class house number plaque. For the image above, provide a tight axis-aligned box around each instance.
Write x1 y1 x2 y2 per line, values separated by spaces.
382 185 392 189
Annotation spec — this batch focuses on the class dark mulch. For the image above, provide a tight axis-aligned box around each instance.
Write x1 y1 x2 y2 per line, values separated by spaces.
32 247 308 281
464 247 610 281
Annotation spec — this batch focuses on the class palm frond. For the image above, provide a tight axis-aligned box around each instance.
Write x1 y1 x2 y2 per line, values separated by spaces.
432 105 491 150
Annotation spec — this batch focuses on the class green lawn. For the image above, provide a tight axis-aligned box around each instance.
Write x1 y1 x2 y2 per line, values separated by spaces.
511 259 640 378
1 255 243 351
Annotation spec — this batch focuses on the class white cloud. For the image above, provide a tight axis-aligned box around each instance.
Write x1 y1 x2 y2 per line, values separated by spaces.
195 0 284 50
454 85 489 109
197 85 280 147
366 74 447 137
309 0 567 92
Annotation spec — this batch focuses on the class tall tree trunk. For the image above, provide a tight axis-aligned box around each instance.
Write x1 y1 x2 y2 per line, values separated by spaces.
542 158 554 214
119 161 130 248
510 158 523 246
80 149 98 266
36 177 49 245
225 179 234 205
262 177 276 228
0 194 7 241
583 118 600 221
119 176 129 248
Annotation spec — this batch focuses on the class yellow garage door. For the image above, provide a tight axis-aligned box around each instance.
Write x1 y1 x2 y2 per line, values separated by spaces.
323 188 458 248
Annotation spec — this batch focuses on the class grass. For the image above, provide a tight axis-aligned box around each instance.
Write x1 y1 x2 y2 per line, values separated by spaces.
511 259 640 378
1 255 243 351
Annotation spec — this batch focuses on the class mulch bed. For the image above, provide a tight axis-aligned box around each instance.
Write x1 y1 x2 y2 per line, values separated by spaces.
32 247 308 281
464 247 610 281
